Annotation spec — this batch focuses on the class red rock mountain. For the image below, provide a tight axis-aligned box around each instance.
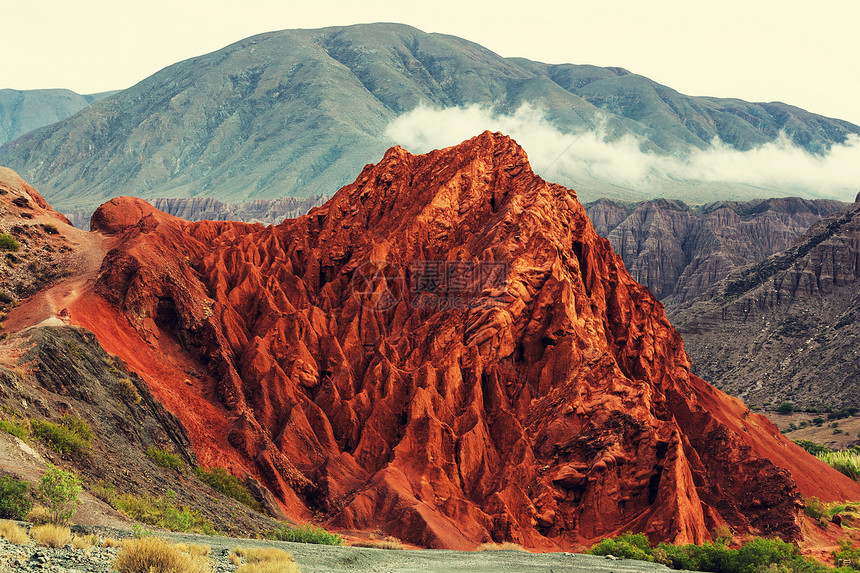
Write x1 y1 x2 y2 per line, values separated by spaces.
60 133 860 549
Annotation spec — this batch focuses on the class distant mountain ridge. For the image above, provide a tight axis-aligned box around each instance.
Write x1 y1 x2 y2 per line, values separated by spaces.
673 194 860 409
585 197 849 308
0 88 116 144
1 23 858 212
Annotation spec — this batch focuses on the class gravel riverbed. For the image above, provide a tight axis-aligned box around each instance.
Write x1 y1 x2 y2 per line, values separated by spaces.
0 524 693 573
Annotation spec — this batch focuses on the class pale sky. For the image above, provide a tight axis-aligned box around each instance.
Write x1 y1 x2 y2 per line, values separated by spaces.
3 0 859 125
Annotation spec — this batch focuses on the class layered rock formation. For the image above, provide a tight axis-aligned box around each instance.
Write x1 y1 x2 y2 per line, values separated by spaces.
673 194 860 409
585 198 848 307
63 133 860 550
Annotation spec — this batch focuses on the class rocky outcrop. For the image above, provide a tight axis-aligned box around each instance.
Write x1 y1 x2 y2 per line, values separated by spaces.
585 197 848 307
69 133 860 550
65 196 327 229
0 167 77 302
673 196 860 409
0 326 279 535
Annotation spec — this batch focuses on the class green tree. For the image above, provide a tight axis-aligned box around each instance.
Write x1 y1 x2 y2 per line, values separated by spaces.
38 465 82 524
776 402 794 415
0 474 33 519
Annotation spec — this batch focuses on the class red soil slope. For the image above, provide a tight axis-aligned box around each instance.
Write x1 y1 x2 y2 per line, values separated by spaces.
63 132 860 549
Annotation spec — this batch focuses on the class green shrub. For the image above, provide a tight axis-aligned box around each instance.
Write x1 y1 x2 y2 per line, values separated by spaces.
113 492 215 534
31 416 92 455
793 440 832 456
590 533 842 573
90 480 117 504
146 448 185 473
0 418 30 441
804 496 826 519
0 233 19 252
833 539 860 569
266 523 342 545
61 414 92 439
193 467 261 512
38 465 81 524
589 531 654 561
816 450 860 481
0 474 33 519
776 402 794 415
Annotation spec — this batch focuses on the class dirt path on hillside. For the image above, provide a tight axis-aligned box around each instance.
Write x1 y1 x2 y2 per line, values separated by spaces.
1 217 109 334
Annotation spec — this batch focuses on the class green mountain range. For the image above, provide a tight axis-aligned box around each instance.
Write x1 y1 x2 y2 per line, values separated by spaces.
0 88 116 144
1 23 857 212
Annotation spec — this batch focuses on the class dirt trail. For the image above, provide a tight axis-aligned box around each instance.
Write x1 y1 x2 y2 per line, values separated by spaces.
2 218 109 334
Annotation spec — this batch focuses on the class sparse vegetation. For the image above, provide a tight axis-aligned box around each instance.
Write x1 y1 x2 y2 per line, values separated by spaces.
38 465 82 524
588 532 853 572
90 480 117 504
833 539 860 569
113 537 212 573
101 537 123 548
350 535 407 550
794 440 832 456
265 523 342 545
116 377 142 404
0 519 30 544
193 466 261 512
30 523 72 547
816 450 860 482
174 543 211 557
147 447 185 473
0 233 20 252
0 417 30 441
230 547 301 573
113 492 216 534
476 541 526 551
31 416 92 455
26 504 52 524
72 534 97 549
803 496 827 519
0 474 33 519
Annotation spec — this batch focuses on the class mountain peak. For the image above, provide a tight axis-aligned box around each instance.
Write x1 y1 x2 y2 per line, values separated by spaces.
59 134 860 550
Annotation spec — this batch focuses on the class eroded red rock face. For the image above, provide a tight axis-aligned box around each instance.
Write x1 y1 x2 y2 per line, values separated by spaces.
75 132 860 549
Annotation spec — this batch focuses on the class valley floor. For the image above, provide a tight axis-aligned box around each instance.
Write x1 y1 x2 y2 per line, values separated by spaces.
1 525 695 573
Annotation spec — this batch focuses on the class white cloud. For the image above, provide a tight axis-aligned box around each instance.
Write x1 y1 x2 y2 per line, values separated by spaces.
384 104 860 202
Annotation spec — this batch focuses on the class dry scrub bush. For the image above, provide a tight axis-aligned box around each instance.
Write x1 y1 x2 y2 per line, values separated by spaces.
0 519 30 544
174 542 212 556
113 537 212 573
26 505 51 525
71 534 96 549
237 562 302 573
350 535 405 550
476 541 527 551
30 523 72 547
101 537 122 547
230 546 301 573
